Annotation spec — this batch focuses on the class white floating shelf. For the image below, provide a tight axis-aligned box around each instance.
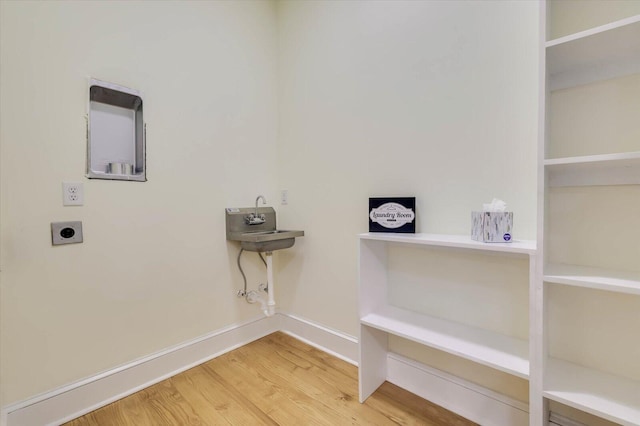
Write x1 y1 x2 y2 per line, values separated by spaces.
359 233 536 256
544 151 640 187
545 358 640 426
546 15 640 90
545 263 640 296
545 151 640 167
361 305 529 379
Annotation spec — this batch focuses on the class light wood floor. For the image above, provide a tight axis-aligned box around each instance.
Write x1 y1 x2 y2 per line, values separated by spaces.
66 332 477 425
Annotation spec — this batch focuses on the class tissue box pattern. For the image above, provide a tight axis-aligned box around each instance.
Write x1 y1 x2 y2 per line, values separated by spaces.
471 212 513 243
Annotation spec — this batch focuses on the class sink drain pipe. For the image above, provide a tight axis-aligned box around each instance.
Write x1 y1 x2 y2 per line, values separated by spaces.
264 251 275 317
236 248 275 317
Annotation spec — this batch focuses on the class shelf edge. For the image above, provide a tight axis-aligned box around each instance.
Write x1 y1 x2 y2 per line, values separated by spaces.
358 233 536 255
545 15 640 48
544 151 640 166
361 310 530 379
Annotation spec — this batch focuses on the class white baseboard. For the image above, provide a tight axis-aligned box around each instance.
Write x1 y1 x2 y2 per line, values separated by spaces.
2 315 279 426
549 412 587 426
386 353 530 426
1 312 357 426
2 313 527 426
278 313 358 365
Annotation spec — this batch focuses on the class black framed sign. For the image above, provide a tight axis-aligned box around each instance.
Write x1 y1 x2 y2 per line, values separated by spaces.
369 197 416 233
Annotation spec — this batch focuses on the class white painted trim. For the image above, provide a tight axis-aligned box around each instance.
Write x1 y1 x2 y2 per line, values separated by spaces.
386 353 529 426
549 412 587 426
278 312 358 366
3 313 526 426
2 315 279 426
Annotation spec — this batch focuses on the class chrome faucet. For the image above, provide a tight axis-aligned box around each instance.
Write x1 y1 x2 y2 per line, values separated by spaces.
246 195 267 225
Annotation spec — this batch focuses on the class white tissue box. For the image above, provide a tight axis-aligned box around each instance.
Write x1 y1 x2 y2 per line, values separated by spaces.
471 211 513 243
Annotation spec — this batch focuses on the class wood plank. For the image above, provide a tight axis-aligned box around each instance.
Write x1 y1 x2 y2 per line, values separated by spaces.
198 363 280 425
172 364 268 425
204 342 333 425
271 331 358 379
134 379 201 424
374 382 475 426
242 334 399 425
71 390 157 426
65 332 477 426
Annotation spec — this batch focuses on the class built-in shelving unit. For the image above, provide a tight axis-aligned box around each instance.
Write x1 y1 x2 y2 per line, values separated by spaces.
544 358 640 426
358 232 536 424
538 3 640 425
357 5 640 425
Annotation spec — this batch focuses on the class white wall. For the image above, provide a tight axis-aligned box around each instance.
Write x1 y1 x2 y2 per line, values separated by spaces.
1 0 541 411
0 0 278 405
275 0 539 402
276 0 539 335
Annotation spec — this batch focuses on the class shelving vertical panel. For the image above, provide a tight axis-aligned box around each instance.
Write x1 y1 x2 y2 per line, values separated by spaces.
358 324 388 403
531 3 549 424
359 238 388 318
358 238 389 402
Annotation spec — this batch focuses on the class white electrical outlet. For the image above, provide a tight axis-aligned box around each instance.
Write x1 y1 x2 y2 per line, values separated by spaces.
62 182 84 206
281 189 288 205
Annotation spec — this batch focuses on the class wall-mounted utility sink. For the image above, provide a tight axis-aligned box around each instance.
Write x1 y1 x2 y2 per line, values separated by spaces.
225 207 304 252
231 229 304 252
226 198 304 317
240 230 304 239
